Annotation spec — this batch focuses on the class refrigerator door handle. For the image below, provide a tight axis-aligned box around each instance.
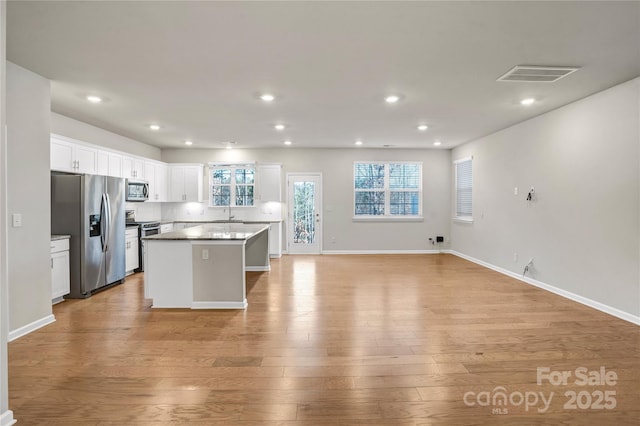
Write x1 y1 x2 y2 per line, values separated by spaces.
104 193 112 252
100 194 107 252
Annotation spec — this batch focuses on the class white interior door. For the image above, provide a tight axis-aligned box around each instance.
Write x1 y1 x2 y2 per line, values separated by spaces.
287 174 322 254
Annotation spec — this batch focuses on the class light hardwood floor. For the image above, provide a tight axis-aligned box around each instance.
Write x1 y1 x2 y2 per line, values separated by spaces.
9 254 640 425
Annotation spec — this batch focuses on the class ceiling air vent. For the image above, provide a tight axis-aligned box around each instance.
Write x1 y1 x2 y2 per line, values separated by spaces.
497 65 580 83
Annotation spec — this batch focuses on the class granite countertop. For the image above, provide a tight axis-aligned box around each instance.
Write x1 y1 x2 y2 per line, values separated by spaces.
51 234 71 241
143 223 269 241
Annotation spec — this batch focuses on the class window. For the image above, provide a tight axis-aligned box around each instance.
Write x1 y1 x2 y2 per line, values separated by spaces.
209 165 255 207
454 157 472 220
354 162 422 218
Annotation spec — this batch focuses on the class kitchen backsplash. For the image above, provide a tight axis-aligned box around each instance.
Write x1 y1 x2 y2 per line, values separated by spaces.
125 201 283 223
161 201 283 222
125 202 162 222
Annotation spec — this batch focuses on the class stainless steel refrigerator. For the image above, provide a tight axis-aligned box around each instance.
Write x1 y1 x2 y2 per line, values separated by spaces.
51 173 126 298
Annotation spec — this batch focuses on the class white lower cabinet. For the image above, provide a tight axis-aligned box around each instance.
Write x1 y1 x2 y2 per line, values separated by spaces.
268 222 282 258
125 228 139 274
51 238 70 303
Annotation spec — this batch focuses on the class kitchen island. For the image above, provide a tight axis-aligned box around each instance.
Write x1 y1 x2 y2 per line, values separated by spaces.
142 223 270 309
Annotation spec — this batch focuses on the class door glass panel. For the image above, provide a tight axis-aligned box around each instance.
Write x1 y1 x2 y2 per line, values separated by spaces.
293 181 315 244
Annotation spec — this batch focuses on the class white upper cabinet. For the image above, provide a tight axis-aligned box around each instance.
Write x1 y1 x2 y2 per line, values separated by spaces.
258 164 282 202
51 136 98 174
169 164 203 202
72 144 98 174
97 150 109 176
144 161 157 200
108 153 123 177
122 156 145 179
145 161 168 202
50 137 74 171
97 151 123 177
156 163 168 201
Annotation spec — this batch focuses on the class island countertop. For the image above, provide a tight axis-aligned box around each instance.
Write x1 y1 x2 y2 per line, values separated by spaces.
143 223 269 241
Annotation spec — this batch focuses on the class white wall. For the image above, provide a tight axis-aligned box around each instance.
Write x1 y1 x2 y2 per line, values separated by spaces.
51 112 162 160
161 148 451 252
6 62 53 336
451 78 640 320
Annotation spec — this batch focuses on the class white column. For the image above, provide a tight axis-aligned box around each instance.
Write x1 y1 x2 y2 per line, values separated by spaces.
0 2 15 424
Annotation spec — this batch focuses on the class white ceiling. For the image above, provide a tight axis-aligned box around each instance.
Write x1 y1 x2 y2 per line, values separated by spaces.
7 1 640 150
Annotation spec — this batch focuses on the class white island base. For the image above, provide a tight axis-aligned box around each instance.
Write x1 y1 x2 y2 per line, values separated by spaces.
143 224 270 309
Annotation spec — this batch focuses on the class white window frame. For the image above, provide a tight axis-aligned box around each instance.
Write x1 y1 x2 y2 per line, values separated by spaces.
208 163 256 208
353 161 423 221
453 156 473 222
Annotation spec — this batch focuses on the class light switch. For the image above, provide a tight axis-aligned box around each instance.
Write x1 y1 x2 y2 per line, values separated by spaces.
202 248 209 260
514 187 519 196
12 213 22 228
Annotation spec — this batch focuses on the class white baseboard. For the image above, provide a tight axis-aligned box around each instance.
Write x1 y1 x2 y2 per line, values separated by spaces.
8 314 56 342
0 410 17 426
269 253 282 259
191 300 247 309
245 265 271 272
449 250 640 326
322 249 444 255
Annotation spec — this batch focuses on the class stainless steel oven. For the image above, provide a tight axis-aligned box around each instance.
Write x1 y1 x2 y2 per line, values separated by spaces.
134 222 160 272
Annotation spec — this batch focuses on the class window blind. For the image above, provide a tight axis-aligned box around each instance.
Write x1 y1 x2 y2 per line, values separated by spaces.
455 158 472 217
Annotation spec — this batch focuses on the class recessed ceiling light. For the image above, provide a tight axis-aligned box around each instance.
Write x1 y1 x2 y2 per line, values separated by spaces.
225 145 233 150
355 140 363 146
260 93 275 102
417 124 428 131
433 141 442 146
520 98 536 106
86 95 102 103
149 124 160 131
385 95 400 103
274 124 285 131
283 140 292 145
184 140 193 146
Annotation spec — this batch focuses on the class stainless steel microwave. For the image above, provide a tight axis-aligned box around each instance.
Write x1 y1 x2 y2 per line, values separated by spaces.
125 179 149 202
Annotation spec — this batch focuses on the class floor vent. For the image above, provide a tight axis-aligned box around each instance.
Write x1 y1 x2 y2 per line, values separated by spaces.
497 65 580 83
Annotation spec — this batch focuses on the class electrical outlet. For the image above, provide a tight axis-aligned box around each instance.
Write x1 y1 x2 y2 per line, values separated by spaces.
12 213 22 228
514 187 518 196
514 253 518 262
202 249 209 260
